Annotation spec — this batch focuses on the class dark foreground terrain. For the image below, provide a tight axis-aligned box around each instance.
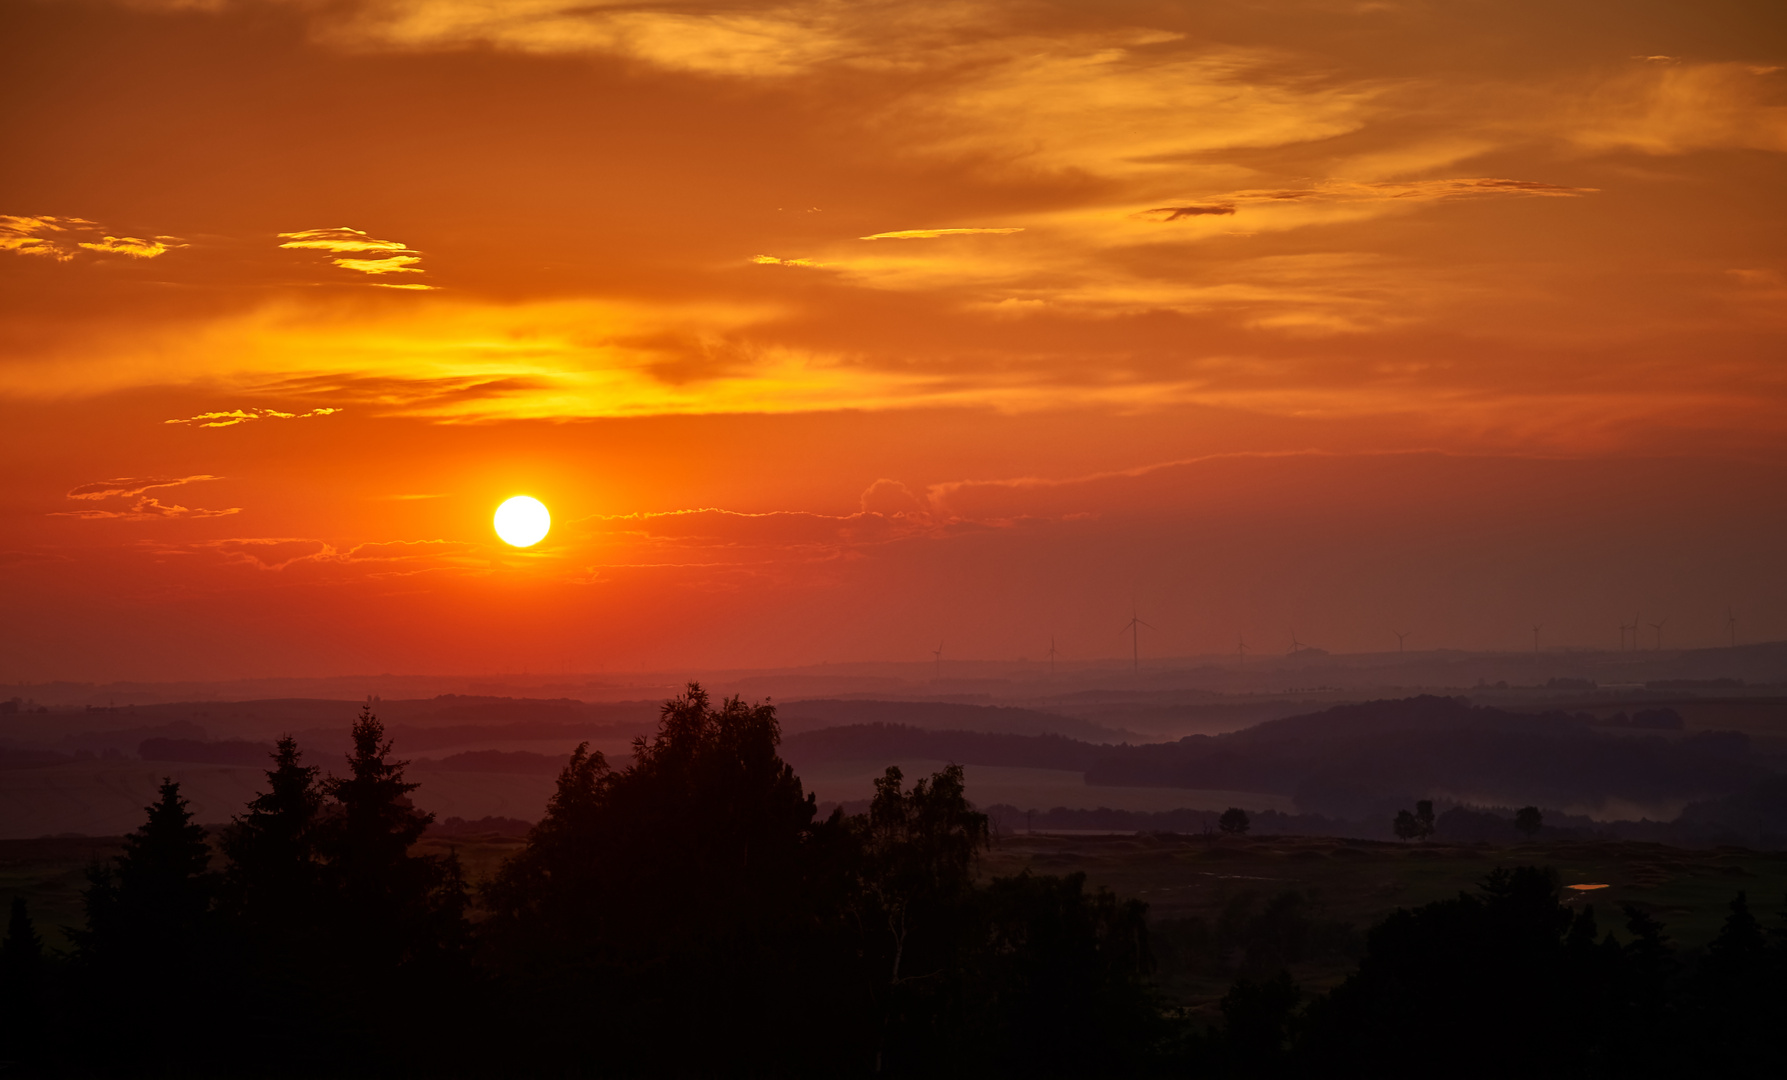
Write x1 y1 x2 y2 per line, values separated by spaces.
2 685 1784 1077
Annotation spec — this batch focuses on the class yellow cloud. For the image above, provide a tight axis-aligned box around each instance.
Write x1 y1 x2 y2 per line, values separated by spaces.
1 215 179 261
164 407 344 428
860 228 1024 240
76 235 183 258
280 226 431 280
333 254 424 274
751 254 828 267
277 226 414 254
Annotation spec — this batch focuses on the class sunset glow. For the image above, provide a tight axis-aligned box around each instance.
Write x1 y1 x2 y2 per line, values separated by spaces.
1 0 1783 681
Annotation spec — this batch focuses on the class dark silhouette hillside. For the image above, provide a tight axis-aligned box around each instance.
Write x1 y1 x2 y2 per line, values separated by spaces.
13 685 1785 1077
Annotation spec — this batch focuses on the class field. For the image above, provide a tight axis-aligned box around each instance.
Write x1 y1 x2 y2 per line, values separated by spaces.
980 832 1787 1005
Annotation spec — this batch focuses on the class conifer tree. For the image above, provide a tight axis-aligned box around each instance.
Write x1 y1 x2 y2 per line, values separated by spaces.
73 779 218 1066
0 897 46 1052
79 778 214 964
223 735 324 936
320 705 465 971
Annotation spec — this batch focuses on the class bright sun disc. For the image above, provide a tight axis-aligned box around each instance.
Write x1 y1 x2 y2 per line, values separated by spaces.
494 495 551 548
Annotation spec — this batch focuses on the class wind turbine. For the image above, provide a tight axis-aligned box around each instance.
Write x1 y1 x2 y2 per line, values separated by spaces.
1119 609 1156 673
1394 630 1411 654
1648 616 1667 650
1727 609 1738 648
1237 635 1248 666
1532 624 1542 654
1288 628 1305 655
1046 636 1059 678
932 641 943 682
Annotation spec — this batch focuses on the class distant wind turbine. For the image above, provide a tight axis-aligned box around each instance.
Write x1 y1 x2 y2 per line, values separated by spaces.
1119 609 1157 673
1648 616 1667 650
1532 624 1542 654
1237 635 1248 666
1046 636 1059 678
1394 630 1411 654
1727 609 1738 648
932 641 943 682
1288 628 1305 656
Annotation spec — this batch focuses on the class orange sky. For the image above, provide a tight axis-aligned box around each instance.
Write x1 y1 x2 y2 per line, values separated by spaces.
2 0 1784 681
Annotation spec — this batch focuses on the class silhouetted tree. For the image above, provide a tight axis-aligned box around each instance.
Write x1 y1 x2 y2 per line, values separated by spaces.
1392 809 1421 841
482 685 853 1074
222 735 324 936
962 871 1164 1077
79 778 214 964
1391 800 1434 841
1218 970 1301 1079
1693 891 1784 1071
1299 866 1610 1078
74 779 219 1065
320 704 465 974
1219 807 1251 835
1515 805 1542 838
858 763 990 1071
0 898 46 1059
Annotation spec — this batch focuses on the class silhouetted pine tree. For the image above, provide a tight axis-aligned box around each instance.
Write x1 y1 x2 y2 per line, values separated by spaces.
74 779 219 1066
1694 892 1784 1070
79 778 214 964
223 735 324 936
320 705 467 974
0 898 46 1061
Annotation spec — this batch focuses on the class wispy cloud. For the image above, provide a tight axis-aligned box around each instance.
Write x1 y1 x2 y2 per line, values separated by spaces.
751 254 829 267
2 215 183 261
164 407 343 428
1138 205 1236 221
77 235 185 258
333 255 423 274
66 475 221 500
276 226 413 255
861 228 1024 240
57 475 239 520
278 226 434 285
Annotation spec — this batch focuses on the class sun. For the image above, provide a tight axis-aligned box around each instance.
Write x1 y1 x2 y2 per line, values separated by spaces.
494 495 551 548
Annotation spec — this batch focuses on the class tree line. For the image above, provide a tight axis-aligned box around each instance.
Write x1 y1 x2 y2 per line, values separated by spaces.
0 684 1783 1077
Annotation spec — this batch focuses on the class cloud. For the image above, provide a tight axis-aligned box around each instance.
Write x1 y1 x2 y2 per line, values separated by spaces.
1 216 91 260
1 215 181 261
190 537 485 577
1206 178 1597 206
53 497 242 521
751 255 828 267
1569 61 1787 154
163 407 343 428
57 475 238 520
66 475 222 500
1139 205 1237 221
333 255 423 274
860 228 1025 240
276 227 413 254
279 226 430 281
76 235 185 258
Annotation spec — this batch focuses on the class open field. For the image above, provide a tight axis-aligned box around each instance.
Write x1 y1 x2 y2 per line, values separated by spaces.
979 832 1787 1005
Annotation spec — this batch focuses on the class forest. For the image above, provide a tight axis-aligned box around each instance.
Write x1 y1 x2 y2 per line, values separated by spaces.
1 684 1783 1077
